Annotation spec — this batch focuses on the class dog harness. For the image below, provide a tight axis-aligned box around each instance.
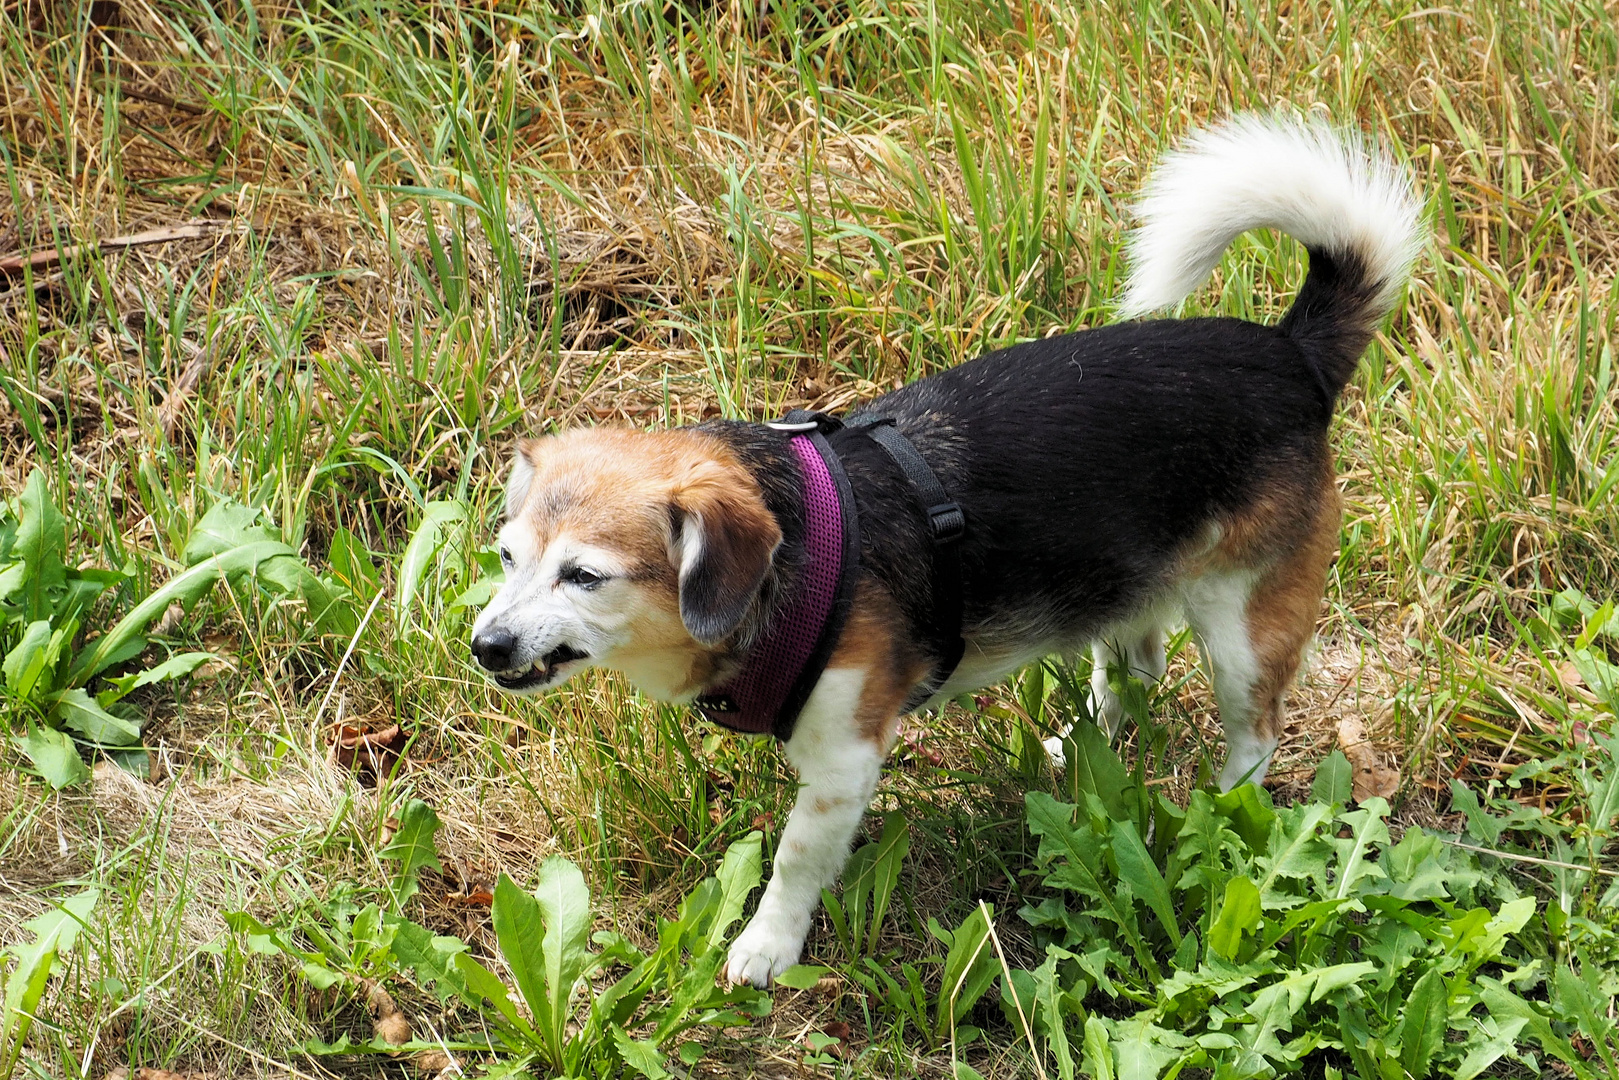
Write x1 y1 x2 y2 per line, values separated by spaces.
693 410 966 741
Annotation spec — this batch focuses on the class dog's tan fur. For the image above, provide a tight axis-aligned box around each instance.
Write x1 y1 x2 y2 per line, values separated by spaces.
501 427 783 699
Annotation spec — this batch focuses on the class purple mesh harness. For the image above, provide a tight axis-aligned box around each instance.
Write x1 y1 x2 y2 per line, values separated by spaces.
693 417 860 741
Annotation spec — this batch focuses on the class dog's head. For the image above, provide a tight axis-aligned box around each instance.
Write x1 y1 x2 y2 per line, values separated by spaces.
469 427 782 700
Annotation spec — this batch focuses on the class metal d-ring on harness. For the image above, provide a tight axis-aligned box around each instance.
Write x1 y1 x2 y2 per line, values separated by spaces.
692 408 967 742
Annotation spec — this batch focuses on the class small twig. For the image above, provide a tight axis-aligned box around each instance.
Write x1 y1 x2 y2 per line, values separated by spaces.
102 80 207 115
982 903 1051 1080
1441 837 1619 877
0 219 231 278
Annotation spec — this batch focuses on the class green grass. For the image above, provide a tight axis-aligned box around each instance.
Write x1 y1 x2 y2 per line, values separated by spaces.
2 0 1618 1075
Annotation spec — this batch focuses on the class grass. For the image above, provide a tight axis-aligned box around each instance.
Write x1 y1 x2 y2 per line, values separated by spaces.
1 0 1617 1075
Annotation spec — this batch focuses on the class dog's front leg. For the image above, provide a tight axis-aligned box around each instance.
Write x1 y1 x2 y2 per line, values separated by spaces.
725 666 893 987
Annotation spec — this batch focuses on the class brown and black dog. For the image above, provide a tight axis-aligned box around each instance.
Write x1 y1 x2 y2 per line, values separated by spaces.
470 114 1421 986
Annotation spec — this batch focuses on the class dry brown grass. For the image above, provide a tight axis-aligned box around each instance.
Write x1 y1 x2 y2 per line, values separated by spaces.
3 0 1618 1074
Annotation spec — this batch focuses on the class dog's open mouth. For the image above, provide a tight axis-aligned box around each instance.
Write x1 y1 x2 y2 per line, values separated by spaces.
493 644 589 690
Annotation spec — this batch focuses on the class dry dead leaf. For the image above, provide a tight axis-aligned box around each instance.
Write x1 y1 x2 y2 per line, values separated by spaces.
1336 716 1400 802
105 1070 215 1080
414 1049 457 1075
362 978 413 1046
331 722 406 784
151 601 186 637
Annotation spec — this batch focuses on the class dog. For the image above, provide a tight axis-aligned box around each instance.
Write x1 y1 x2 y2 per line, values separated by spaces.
470 114 1421 987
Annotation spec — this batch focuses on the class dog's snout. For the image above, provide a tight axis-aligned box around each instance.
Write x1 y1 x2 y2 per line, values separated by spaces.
471 627 517 671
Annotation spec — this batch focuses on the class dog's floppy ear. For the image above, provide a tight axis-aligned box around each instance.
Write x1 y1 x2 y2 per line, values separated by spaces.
671 458 781 644
505 440 541 519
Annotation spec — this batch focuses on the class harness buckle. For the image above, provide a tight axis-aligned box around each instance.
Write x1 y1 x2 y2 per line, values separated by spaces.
928 502 965 544
768 409 844 434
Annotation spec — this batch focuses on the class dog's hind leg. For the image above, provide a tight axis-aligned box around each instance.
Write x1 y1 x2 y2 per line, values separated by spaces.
1187 497 1339 791
1089 628 1168 739
1042 625 1165 768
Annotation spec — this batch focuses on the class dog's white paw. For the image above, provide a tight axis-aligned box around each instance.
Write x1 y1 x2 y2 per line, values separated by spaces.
724 915 805 988
1042 734 1068 770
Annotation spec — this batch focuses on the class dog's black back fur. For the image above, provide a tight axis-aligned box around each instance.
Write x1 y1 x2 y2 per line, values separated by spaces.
704 246 1382 678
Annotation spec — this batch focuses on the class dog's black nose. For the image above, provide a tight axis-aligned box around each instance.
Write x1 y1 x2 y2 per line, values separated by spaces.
471 627 517 671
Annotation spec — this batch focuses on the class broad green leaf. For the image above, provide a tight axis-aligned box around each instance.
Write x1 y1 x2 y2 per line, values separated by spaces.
1580 731 1619 836
255 555 357 637
1027 792 1158 980
533 856 594 1060
935 903 998 1035
772 965 829 991
1398 967 1448 1078
1110 818 1181 946
867 813 910 950
0 561 26 605
0 887 97 1074
386 916 469 1005
1311 749 1354 805
1477 978 1597 1080
1030 946 1076 1080
1571 647 1619 709
13 471 66 623
1466 896 1535 967
1302 961 1376 1004
491 874 559 1060
1062 719 1138 825
183 501 281 561
222 910 297 957
378 800 442 906
1447 781 1503 845
453 950 536 1042
1210 784 1276 852
49 687 142 745
1330 800 1391 900
612 1027 670 1079
1108 1016 1193 1080
69 540 294 682
1208 876 1261 960
1384 828 1453 902
1552 964 1619 1074
1082 1016 1115 1080
1174 789 1245 894
708 830 762 949
300 960 343 990
397 499 466 634
839 842 877 955
328 525 381 597
1453 1016 1527 1080
3 619 52 698
100 651 217 703
1254 802 1332 906
16 721 89 788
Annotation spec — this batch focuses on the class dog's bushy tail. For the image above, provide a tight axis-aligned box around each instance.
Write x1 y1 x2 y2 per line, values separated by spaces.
1117 114 1422 397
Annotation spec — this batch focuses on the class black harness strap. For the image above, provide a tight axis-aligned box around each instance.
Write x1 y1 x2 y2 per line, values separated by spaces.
847 415 967 704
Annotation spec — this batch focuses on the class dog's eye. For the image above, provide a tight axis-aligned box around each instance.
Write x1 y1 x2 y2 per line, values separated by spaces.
560 566 604 588
499 546 514 568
